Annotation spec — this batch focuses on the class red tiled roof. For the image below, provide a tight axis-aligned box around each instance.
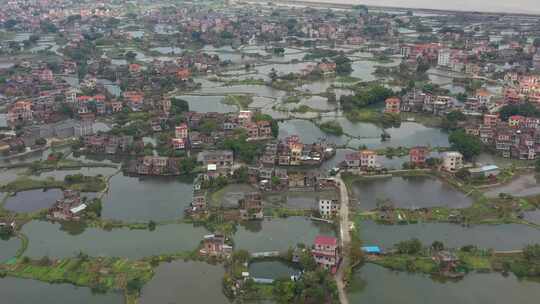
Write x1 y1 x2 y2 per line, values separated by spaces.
314 235 337 246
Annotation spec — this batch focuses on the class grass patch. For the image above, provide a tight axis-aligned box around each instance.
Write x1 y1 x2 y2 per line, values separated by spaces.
318 120 344 135
291 105 314 113
3 256 154 295
345 108 380 123
1 176 107 193
336 76 361 83
223 94 253 110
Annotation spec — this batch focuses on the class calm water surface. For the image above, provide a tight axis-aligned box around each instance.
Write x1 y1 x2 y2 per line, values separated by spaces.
359 221 540 251
348 264 540 304
140 261 229 304
0 277 122 304
4 189 63 213
102 174 193 221
21 221 207 259
249 261 297 279
351 176 472 210
234 217 335 252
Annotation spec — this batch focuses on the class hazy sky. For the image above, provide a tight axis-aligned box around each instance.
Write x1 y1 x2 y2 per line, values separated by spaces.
297 0 540 14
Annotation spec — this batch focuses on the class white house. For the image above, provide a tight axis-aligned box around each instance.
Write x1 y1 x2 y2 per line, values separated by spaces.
319 199 339 218
442 151 463 172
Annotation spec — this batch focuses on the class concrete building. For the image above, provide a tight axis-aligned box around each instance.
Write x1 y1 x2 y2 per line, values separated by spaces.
360 150 378 168
442 151 463 172
438 49 451 67
312 236 339 273
319 198 339 218
533 51 540 71
384 97 401 114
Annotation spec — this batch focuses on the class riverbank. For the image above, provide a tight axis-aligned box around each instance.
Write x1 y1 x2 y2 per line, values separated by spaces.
0 255 154 298
370 245 540 279
343 170 540 227
0 175 107 194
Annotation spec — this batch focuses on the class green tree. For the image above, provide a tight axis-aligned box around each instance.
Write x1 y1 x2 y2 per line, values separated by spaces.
273 278 296 303
441 110 467 130
396 238 423 254
199 120 218 135
334 55 352 75
170 98 189 114
431 241 445 251
535 159 540 173
125 50 137 62
524 244 540 261
499 103 540 121
448 130 482 160
86 199 102 217
269 68 278 82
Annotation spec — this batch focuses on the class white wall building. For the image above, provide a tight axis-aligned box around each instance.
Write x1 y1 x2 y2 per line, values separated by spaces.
438 49 451 67
319 199 339 218
442 151 463 172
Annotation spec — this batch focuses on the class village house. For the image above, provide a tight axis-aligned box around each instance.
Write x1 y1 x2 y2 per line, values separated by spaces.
344 152 361 168
384 97 401 114
199 234 233 257
360 150 378 169
441 151 463 172
318 62 337 75
344 149 378 170
7 100 33 127
175 123 189 139
48 190 87 221
409 146 429 166
198 150 234 174
468 165 500 179
319 198 339 218
123 91 144 111
312 235 339 273
239 192 263 220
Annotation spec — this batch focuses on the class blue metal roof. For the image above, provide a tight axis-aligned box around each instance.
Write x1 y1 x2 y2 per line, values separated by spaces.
361 246 381 253
480 165 499 171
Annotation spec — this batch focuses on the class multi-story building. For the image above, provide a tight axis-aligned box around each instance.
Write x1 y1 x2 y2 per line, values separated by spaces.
319 199 339 218
360 150 378 168
199 234 232 257
239 192 263 220
437 49 451 67
442 151 463 172
409 146 429 166
312 235 339 272
384 97 401 114
175 123 189 139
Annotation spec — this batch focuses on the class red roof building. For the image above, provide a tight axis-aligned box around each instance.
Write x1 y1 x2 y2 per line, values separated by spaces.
312 235 339 272
409 146 429 165
384 97 401 114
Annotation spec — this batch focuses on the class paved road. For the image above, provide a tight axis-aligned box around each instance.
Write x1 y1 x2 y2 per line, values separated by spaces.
334 173 351 304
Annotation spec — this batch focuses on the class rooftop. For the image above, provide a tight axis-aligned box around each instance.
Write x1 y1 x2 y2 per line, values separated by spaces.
314 235 337 246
